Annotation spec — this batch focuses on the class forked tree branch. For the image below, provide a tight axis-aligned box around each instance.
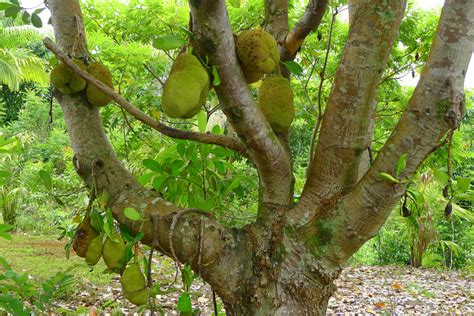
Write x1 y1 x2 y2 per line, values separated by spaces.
322 0 473 265
280 0 328 61
43 37 248 156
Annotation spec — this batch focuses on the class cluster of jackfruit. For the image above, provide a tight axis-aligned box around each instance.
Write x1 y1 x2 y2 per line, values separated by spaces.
72 219 125 269
161 52 210 119
257 76 295 133
71 219 149 306
50 59 113 107
235 29 280 83
50 59 87 94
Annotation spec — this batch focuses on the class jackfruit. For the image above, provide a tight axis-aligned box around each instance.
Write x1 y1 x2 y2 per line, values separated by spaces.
236 29 280 83
170 53 203 73
257 76 295 133
86 62 113 107
161 53 210 119
50 59 87 94
102 233 125 270
241 64 264 84
72 217 99 258
120 263 150 306
85 234 103 266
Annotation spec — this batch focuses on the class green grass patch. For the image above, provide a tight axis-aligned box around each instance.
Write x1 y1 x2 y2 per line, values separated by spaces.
0 233 114 287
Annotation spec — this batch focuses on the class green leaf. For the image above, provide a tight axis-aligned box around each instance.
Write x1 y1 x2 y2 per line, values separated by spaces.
143 159 161 172
378 172 400 184
4 5 20 18
0 230 12 240
228 0 240 8
0 256 12 269
132 231 144 243
176 292 192 313
456 177 471 193
152 35 187 51
0 232 11 240
31 13 42 28
0 2 15 10
0 224 14 233
407 188 425 205
181 264 194 291
33 7 44 15
124 207 141 221
212 65 220 86
395 153 407 177
171 159 185 176
152 175 167 191
432 168 449 186
281 61 303 76
223 176 242 196
175 25 194 37
21 10 29 23
39 170 52 190
89 209 104 233
197 111 207 133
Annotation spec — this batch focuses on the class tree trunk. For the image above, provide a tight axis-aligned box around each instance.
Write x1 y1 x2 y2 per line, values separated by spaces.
221 240 339 315
225 280 333 315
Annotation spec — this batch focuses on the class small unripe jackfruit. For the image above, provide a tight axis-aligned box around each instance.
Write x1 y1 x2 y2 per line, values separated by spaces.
120 263 150 306
102 233 125 270
85 235 103 266
161 53 210 119
86 62 113 107
50 59 87 94
72 218 99 258
257 76 295 133
236 29 280 83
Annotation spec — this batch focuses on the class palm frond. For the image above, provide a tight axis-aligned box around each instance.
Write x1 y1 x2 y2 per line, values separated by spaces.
0 53 20 90
0 48 48 89
0 25 42 49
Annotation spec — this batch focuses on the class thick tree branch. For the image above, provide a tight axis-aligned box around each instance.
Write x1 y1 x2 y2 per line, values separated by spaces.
190 0 293 206
281 0 328 61
43 38 248 157
47 0 251 304
297 0 407 218
264 0 288 42
324 0 473 265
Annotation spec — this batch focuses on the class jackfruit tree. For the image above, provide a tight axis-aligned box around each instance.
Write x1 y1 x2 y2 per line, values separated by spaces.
44 0 472 314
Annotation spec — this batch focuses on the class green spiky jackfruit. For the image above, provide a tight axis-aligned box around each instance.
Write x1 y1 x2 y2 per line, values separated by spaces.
102 233 125 270
120 263 150 306
50 59 87 94
170 53 203 73
241 64 264 84
85 234 103 266
257 76 295 133
236 29 280 83
86 62 113 107
161 53 210 119
72 218 99 258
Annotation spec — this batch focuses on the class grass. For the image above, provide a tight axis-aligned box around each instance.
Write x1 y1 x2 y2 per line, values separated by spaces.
0 233 114 287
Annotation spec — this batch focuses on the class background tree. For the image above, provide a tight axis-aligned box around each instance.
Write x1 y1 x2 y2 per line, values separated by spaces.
39 0 473 314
